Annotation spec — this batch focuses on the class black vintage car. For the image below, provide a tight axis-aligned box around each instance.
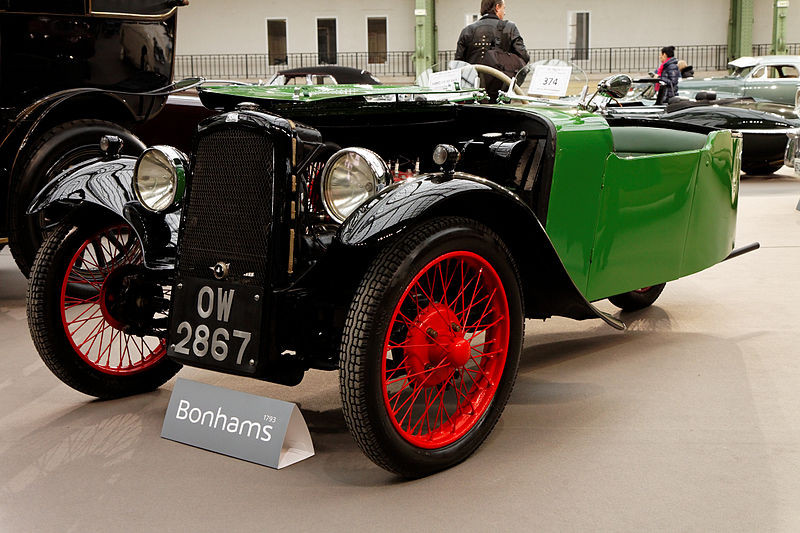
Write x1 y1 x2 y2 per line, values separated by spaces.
267 66 382 86
25 72 750 477
600 80 800 175
0 0 187 275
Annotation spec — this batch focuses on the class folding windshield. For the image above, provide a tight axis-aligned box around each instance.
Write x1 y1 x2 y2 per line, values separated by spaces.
728 66 753 78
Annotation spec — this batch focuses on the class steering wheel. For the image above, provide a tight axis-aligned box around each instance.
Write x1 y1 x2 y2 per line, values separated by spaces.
472 64 526 96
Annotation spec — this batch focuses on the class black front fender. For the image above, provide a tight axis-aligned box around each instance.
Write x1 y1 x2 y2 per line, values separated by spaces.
28 156 179 270
337 173 624 329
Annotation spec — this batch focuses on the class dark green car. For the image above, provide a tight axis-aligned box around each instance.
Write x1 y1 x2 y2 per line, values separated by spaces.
25 71 749 477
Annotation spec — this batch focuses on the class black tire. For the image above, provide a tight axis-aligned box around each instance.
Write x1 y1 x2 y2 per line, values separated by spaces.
607 283 666 312
741 161 783 176
8 119 146 277
27 218 181 399
339 216 524 477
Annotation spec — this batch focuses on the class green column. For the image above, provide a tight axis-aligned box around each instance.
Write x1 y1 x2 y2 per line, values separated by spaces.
772 0 789 54
728 0 753 62
414 0 437 77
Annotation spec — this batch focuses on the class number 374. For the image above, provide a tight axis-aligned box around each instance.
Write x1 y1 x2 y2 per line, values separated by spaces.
173 322 252 365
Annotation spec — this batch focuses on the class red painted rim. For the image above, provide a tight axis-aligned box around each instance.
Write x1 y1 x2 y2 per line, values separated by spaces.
634 286 653 294
381 251 510 449
60 224 166 375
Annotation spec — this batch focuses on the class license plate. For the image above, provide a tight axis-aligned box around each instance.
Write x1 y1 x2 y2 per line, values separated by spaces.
167 277 263 374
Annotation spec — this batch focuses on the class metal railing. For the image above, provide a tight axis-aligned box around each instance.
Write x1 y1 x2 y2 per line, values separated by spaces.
176 44 800 80
175 51 415 81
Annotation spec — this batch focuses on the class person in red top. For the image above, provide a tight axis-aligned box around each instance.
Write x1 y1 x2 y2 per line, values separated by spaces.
655 45 681 104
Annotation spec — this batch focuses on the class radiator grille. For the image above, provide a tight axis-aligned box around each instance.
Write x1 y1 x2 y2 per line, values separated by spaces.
178 127 275 285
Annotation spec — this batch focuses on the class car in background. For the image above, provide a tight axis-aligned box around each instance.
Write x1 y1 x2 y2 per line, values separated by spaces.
606 86 800 175
0 0 188 276
576 77 800 175
786 129 800 176
267 66 381 86
678 55 800 105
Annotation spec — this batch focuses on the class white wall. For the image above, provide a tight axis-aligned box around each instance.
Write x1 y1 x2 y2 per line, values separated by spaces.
176 0 800 56
176 0 415 55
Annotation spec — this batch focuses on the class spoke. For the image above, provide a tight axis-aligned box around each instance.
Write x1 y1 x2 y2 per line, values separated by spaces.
123 333 133 367
411 378 451 435
464 357 494 386
385 362 448 386
69 267 105 289
464 286 497 331
461 266 484 329
76 315 107 352
66 310 106 329
467 316 504 343
452 376 476 415
386 341 439 350
410 279 453 330
469 349 503 360
98 327 122 368
84 242 105 271
92 321 112 365
440 259 458 308
64 294 100 308
66 307 104 335
392 360 449 424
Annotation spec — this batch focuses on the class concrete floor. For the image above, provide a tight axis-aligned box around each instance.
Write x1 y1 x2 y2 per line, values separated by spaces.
1 168 799 532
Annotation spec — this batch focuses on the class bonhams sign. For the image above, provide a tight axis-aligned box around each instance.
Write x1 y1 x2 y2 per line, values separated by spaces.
161 379 314 469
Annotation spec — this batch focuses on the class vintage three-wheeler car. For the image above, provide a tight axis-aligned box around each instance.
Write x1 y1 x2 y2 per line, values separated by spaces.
26 70 746 477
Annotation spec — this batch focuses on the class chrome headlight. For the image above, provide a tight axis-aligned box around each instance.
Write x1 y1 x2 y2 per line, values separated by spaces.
320 148 389 223
132 146 187 212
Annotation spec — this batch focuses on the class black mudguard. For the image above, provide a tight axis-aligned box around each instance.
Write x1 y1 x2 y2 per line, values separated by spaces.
27 156 179 270
338 173 625 329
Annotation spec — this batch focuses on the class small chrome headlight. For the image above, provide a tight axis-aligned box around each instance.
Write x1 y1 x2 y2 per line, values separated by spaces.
320 148 389 223
132 146 187 212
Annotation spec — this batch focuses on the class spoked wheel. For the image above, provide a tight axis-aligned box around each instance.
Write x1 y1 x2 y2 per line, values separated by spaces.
607 283 666 312
27 219 181 398
340 217 524 477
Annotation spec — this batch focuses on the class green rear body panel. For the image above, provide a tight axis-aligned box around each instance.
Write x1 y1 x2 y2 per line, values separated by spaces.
543 115 741 302
586 150 701 301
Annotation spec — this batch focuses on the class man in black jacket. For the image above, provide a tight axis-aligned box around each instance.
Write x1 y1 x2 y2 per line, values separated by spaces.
455 0 529 99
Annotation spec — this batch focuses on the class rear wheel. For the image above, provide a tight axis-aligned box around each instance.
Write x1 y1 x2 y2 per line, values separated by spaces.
27 219 180 399
607 283 666 312
339 217 524 477
9 119 145 277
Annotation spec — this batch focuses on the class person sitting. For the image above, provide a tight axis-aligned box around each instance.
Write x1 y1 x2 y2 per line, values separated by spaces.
677 59 694 79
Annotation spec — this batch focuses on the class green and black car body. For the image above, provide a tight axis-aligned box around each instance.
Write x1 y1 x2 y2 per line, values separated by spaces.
27 79 747 477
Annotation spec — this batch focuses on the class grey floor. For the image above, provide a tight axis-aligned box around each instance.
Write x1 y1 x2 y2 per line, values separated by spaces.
1 169 799 532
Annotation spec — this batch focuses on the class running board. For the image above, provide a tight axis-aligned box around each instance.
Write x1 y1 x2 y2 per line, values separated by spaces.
591 304 626 330
722 242 760 262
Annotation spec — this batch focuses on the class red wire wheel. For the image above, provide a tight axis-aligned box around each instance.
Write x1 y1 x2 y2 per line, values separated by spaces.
607 282 666 311
339 217 523 477
60 224 165 375
381 250 510 448
28 219 181 398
